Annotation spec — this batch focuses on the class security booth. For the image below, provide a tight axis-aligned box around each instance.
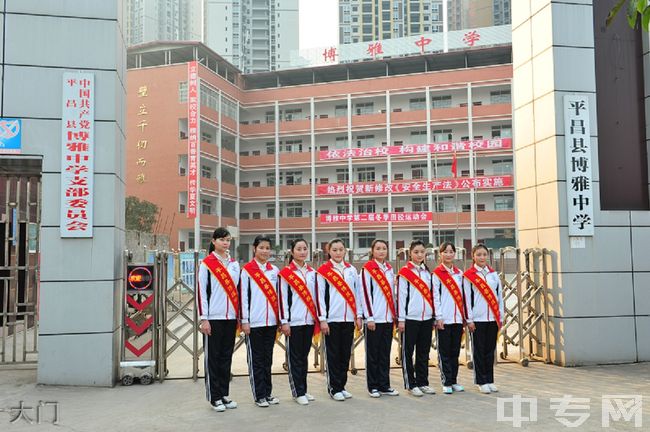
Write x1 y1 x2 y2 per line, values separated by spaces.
120 260 157 385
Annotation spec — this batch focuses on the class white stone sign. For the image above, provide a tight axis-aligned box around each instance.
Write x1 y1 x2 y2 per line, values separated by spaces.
563 95 594 236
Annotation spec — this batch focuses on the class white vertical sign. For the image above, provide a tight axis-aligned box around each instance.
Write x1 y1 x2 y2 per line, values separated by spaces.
61 73 94 238
563 95 594 236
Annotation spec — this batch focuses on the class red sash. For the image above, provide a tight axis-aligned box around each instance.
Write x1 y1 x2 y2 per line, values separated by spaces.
398 265 433 310
317 261 357 318
243 260 279 322
463 266 501 327
433 264 465 319
363 260 397 320
203 254 238 316
279 263 320 335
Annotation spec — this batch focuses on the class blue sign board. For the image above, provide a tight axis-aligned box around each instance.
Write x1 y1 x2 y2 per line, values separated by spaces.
0 118 22 154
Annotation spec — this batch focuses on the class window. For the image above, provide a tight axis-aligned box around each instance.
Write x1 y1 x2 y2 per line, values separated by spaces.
178 82 188 102
490 90 511 104
356 134 375 148
284 108 303 121
435 162 452 177
409 97 426 110
284 234 303 249
266 172 276 187
434 230 455 245
432 129 453 142
285 202 303 218
240 212 250 220
492 158 513 175
334 136 349 149
435 196 456 213
265 111 275 123
494 194 514 211
412 197 429 212
266 141 275 154
337 200 350 214
410 130 427 144
252 212 261 220
356 167 375 182
411 231 429 244
284 171 302 185
267 203 276 218
357 199 375 213
201 198 212 215
462 204 486 212
335 233 350 245
336 168 349 183
335 104 348 117
411 163 427 179
431 95 452 109
494 228 515 239
201 164 212 179
491 124 512 138
358 232 376 248
354 102 374 115
393 173 404 181
282 139 303 153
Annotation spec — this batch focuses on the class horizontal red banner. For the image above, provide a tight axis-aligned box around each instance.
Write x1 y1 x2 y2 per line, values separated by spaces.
319 138 512 161
320 212 433 224
317 175 513 196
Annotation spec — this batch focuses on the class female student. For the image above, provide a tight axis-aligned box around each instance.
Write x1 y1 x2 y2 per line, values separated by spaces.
397 240 436 397
316 238 363 402
240 235 281 407
198 227 240 412
360 239 399 398
432 241 466 395
463 244 504 394
278 239 319 406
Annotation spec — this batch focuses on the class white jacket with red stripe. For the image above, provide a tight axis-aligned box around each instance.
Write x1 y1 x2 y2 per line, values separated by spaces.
197 253 240 321
462 265 504 324
397 262 434 322
240 260 280 328
278 261 318 327
360 260 396 324
432 264 465 324
316 260 363 323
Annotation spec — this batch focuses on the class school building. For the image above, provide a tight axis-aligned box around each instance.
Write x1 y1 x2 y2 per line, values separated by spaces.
126 41 515 258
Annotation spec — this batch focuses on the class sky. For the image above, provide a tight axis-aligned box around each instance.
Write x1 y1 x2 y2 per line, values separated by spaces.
299 0 338 50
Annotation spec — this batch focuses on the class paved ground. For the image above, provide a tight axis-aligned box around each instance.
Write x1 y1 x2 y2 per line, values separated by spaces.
0 361 648 431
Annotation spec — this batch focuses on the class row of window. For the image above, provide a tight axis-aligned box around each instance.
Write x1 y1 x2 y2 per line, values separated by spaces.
236 194 514 220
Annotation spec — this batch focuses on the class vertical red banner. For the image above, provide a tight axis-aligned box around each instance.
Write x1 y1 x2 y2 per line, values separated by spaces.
187 61 199 219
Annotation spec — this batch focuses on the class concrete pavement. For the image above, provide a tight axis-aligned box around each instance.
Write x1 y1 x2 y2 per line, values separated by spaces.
0 361 648 431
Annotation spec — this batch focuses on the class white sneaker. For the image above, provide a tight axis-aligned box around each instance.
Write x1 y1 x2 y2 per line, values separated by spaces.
478 384 491 394
210 400 226 412
295 395 309 406
332 392 346 401
341 390 353 399
420 386 436 395
452 384 465 392
266 395 280 405
409 387 424 397
368 389 381 398
488 383 498 392
255 399 269 408
222 397 238 409
442 386 453 394
380 388 399 396
305 393 315 401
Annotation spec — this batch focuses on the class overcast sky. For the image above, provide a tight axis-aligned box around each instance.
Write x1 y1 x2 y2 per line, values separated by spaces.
299 0 338 50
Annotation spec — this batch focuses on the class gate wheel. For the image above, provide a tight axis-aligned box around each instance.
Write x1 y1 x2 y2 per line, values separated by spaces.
519 358 529 367
140 373 153 385
500 352 507 360
282 362 289 372
122 374 135 386
466 361 473 370
351 368 358 375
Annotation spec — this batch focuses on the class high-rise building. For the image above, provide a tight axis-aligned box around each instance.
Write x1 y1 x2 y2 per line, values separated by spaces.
126 0 202 46
447 0 510 31
126 41 515 257
204 0 299 73
339 0 444 44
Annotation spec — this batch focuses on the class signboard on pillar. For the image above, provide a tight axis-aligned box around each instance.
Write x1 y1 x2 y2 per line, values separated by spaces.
187 61 199 219
60 73 94 238
563 95 594 236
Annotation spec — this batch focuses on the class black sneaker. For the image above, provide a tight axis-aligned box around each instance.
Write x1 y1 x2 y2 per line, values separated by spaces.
380 388 399 396
255 398 269 408
368 389 381 398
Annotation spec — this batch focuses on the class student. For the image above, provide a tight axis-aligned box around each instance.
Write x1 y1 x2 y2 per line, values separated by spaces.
198 228 240 412
278 239 319 406
463 244 504 394
432 241 466 395
397 240 436 397
240 235 281 407
360 239 399 398
316 238 363 401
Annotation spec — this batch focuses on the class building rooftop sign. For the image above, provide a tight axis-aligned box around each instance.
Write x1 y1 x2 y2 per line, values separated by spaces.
290 25 511 68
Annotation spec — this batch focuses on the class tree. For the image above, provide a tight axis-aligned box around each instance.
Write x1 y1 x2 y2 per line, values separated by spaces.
125 196 159 232
607 0 650 30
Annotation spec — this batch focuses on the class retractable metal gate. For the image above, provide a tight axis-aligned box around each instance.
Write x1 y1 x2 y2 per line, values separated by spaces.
0 169 40 368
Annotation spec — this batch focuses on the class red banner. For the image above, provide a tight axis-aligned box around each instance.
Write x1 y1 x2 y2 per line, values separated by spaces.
319 138 512 161
320 212 433 224
317 175 513 196
187 61 199 219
